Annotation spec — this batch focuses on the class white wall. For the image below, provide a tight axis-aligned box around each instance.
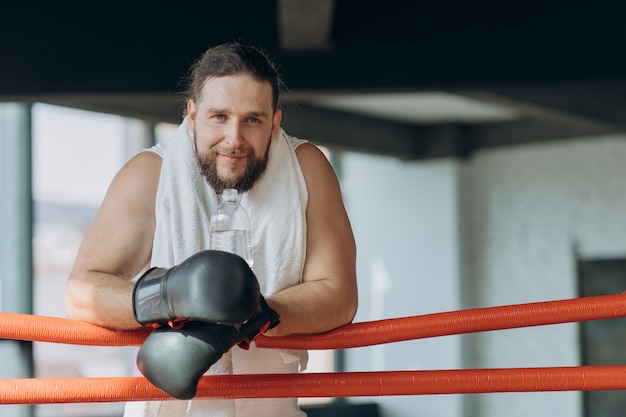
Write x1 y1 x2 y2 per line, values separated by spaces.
340 152 464 417
464 135 626 417
339 135 626 417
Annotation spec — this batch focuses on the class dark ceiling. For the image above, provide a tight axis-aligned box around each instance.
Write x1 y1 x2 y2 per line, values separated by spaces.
3 0 626 159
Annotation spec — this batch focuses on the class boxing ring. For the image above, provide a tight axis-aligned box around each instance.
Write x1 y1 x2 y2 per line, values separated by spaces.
2 292 626 404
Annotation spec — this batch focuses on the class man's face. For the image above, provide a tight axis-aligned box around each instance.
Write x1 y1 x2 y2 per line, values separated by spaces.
187 73 282 193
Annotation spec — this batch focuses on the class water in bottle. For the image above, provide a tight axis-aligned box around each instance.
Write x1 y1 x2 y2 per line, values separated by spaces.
209 189 254 268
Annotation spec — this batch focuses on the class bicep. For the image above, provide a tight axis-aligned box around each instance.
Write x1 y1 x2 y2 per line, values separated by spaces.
297 144 356 289
71 152 161 281
261 144 357 335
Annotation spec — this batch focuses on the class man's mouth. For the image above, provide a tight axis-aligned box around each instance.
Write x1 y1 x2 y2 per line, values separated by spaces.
218 152 247 163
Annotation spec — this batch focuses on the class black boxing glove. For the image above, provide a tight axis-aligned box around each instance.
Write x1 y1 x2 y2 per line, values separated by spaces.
137 297 280 399
132 250 259 327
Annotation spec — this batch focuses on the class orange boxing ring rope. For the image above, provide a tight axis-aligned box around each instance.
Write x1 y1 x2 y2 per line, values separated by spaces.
3 366 626 404
1 292 626 403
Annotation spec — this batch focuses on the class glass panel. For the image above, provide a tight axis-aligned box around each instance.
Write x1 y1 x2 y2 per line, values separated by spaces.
32 104 146 417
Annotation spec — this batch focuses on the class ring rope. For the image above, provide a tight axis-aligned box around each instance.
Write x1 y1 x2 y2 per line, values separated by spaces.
1 293 625 349
1 292 626 403
2 366 626 404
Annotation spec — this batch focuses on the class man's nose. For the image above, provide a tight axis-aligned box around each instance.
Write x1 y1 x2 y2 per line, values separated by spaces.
223 122 244 147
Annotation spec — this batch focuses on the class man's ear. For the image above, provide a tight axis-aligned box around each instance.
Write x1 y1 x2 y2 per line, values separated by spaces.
187 100 197 130
271 108 282 140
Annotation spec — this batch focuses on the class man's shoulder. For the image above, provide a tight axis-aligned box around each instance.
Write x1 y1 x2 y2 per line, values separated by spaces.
144 142 166 158
294 142 322 165
115 151 162 192
294 142 338 189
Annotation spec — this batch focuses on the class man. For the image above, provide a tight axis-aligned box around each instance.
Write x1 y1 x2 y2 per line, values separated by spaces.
65 42 358 416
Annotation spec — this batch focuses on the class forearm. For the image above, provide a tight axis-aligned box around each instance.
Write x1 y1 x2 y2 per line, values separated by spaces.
264 278 357 337
65 271 141 330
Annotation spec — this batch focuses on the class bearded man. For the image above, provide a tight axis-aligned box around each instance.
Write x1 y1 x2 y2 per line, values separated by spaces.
65 42 357 417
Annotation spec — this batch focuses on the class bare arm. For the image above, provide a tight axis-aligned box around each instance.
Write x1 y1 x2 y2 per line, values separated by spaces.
65 151 162 329
265 143 358 336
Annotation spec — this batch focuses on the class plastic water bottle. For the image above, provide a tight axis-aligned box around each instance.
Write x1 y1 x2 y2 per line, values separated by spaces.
209 189 254 269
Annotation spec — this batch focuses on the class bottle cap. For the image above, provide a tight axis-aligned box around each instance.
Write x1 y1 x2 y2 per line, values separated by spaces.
222 188 240 203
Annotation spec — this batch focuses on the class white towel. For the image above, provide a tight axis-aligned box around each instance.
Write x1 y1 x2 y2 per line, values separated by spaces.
150 117 217 267
151 116 308 295
125 117 308 417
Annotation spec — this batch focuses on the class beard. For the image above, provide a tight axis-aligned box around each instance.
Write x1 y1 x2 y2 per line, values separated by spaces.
195 135 271 194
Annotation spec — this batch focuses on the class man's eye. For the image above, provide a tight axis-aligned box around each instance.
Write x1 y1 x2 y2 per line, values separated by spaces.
212 114 226 120
246 117 260 123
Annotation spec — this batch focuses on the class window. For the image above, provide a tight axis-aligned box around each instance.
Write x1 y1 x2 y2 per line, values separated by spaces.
32 104 149 416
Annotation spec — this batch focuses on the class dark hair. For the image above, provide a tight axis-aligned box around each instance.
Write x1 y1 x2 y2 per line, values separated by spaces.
184 42 282 112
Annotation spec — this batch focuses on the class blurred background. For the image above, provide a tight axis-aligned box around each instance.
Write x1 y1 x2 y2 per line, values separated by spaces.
3 1 626 416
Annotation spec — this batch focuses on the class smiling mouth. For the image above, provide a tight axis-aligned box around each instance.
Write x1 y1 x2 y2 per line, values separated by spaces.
219 153 247 163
